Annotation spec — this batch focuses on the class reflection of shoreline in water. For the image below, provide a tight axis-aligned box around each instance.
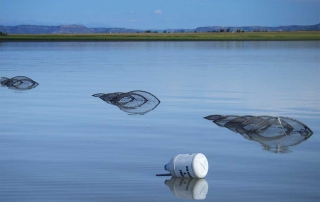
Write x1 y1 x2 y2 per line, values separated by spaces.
92 90 160 115
165 177 208 200
204 115 313 153
0 76 39 90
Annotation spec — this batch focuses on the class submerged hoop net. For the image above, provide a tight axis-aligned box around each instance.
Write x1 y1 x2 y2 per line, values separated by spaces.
93 90 160 115
204 115 313 153
0 76 39 90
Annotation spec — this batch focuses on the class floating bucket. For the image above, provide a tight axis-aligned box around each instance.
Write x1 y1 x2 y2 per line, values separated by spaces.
164 153 208 178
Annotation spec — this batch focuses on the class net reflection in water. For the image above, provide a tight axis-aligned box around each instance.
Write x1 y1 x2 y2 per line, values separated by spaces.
92 90 160 115
0 76 39 90
204 115 313 153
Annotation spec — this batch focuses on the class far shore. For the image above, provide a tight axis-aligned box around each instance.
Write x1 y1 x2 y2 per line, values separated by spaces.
0 32 319 41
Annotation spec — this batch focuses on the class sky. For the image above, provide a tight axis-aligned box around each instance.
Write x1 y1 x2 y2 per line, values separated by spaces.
0 0 319 29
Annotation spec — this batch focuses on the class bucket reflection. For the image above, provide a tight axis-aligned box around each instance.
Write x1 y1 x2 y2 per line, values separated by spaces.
165 177 209 200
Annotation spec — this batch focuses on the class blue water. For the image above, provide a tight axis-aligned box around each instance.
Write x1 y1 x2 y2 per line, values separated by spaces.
0 41 319 202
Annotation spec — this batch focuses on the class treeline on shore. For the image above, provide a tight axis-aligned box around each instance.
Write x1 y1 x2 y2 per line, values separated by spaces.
0 31 7 36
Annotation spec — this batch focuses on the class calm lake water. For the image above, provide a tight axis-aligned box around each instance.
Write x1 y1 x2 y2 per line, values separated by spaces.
0 41 319 202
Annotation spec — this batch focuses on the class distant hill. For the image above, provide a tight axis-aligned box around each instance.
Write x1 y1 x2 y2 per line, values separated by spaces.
0 24 139 34
196 23 320 32
0 23 319 34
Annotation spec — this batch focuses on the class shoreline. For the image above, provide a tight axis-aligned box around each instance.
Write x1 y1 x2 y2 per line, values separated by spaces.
0 32 319 41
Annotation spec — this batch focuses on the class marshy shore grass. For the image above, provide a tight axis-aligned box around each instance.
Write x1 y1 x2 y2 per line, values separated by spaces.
0 31 319 41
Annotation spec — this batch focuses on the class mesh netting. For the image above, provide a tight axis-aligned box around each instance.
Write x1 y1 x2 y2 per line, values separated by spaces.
0 76 39 90
93 90 160 115
204 115 313 153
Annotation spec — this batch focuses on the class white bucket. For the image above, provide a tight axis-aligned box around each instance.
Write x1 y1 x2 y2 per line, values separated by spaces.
164 153 209 178
165 177 208 200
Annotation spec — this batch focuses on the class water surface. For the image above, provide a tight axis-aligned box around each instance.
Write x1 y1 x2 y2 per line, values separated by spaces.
0 41 319 202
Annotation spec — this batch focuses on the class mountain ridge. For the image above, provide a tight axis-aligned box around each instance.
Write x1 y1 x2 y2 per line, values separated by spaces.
0 23 319 34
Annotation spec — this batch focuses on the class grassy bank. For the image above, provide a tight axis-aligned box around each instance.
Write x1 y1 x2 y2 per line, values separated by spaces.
0 32 319 41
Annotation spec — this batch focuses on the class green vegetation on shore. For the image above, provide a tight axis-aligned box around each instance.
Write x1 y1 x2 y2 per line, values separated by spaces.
0 32 319 41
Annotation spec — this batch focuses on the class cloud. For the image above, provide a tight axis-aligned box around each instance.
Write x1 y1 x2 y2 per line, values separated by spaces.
153 10 163 15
